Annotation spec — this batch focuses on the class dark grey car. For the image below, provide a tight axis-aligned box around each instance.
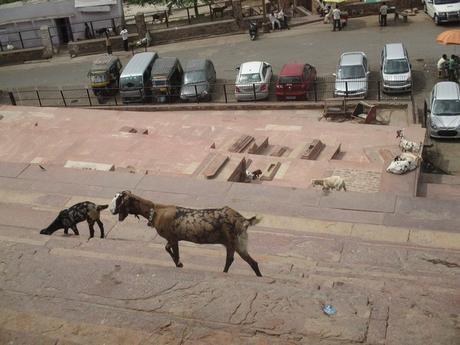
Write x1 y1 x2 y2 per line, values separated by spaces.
180 59 216 101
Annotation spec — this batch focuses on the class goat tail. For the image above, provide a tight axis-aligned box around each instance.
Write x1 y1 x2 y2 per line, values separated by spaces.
97 204 109 211
247 215 262 226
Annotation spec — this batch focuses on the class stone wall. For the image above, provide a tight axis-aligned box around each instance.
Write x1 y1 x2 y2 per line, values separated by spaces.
0 47 46 66
67 34 138 58
149 19 240 45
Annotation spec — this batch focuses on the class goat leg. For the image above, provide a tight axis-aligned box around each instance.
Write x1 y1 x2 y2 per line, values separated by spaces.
165 242 183 268
223 247 235 273
96 219 105 238
71 225 79 236
236 248 262 277
64 228 69 235
172 242 183 267
87 222 95 238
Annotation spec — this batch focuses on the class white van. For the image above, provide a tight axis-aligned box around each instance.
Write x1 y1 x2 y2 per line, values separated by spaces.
120 52 158 103
424 0 460 25
381 43 412 93
428 81 460 139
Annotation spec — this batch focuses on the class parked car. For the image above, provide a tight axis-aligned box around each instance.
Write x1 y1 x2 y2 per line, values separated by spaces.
235 61 272 101
424 0 460 25
381 43 412 93
275 63 317 101
120 52 158 104
88 54 122 103
151 57 183 103
180 59 216 102
334 52 370 98
428 81 460 139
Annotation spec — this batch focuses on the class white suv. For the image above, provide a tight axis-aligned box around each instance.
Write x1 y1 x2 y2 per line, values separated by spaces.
424 0 460 25
235 61 272 101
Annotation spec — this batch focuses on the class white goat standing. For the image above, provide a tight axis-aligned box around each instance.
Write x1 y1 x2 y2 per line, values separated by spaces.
396 129 423 153
311 176 347 192
386 152 421 175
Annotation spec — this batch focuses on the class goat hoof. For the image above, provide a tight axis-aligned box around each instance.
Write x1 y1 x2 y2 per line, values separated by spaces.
177 262 183 268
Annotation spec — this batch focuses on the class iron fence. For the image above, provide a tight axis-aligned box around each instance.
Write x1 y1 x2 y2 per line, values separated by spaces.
2 78 413 108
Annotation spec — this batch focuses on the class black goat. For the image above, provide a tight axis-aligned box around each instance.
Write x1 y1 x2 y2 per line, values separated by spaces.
40 202 108 238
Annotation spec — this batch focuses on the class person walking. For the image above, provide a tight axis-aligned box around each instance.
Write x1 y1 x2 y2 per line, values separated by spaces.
332 5 341 31
120 27 129 51
379 2 388 26
437 54 448 78
448 54 458 82
105 32 112 55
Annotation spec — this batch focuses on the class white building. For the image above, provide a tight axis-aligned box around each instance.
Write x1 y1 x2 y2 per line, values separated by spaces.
0 0 124 49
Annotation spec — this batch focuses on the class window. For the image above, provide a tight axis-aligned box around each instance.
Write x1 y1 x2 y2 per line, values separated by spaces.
433 99 460 115
384 59 410 74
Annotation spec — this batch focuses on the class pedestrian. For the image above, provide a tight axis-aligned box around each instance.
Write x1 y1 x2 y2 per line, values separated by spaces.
448 54 457 82
84 22 92 39
332 5 341 31
379 2 388 26
437 54 448 78
105 32 112 55
268 11 281 31
324 5 332 24
120 27 129 52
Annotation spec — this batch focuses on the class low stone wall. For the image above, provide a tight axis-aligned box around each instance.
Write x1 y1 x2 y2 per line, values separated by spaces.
342 0 423 17
68 33 138 58
0 47 47 66
150 19 240 45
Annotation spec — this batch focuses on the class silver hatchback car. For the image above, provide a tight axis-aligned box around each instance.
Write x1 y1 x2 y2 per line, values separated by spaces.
334 52 370 98
235 61 272 101
428 81 460 139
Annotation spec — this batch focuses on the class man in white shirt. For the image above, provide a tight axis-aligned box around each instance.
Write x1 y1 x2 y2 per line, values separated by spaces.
120 27 129 51
332 5 341 31
437 54 448 78
379 2 388 26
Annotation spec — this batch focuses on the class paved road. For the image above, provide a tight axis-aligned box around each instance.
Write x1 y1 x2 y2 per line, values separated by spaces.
0 13 451 89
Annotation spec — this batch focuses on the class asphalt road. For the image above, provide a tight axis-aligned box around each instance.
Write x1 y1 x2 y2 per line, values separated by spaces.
0 13 453 89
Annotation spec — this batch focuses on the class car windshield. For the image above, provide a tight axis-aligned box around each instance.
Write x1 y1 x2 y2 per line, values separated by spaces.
384 59 409 74
279 76 302 84
338 65 365 79
433 99 460 115
239 73 261 83
90 72 107 83
434 0 459 5
153 78 167 86
183 71 206 84
120 75 142 88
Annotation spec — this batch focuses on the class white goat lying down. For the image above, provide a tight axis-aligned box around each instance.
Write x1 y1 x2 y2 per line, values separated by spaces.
386 152 421 175
396 129 423 153
311 176 347 192
110 191 263 277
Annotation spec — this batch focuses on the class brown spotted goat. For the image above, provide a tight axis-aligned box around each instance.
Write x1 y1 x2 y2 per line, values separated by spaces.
110 191 262 276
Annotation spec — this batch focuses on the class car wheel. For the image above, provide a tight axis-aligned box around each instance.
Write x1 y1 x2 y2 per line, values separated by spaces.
434 15 440 25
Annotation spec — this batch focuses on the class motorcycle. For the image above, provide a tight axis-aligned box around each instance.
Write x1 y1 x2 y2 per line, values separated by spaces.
249 21 258 41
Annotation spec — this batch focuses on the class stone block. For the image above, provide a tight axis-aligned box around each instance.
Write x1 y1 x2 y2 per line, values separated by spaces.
301 139 324 160
203 153 229 179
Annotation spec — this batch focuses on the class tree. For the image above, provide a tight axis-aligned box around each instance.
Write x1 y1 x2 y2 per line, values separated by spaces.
125 0 209 18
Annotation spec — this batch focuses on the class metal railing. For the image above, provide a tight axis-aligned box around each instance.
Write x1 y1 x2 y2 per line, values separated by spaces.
1 78 413 108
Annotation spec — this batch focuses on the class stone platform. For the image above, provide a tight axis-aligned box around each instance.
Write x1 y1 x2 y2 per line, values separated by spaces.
0 105 458 345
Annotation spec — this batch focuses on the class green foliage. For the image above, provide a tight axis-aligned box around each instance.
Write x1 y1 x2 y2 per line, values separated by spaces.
0 0 23 4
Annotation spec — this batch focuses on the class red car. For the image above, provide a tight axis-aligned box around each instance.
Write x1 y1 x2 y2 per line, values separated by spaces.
275 63 317 101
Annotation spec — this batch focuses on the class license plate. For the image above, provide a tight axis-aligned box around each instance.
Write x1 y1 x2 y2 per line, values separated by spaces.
286 96 296 100
160 88 167 92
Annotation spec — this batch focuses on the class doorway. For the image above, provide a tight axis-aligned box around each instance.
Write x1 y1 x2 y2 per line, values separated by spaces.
54 17 73 44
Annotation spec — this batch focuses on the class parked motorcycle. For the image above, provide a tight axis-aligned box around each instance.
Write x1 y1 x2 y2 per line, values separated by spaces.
249 21 258 41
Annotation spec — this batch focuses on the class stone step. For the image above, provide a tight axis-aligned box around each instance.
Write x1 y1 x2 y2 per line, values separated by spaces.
1 162 460 232
418 182 460 200
1 226 459 345
421 173 460 185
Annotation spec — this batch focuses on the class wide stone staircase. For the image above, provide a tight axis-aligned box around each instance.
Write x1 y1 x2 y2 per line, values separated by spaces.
0 162 459 345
